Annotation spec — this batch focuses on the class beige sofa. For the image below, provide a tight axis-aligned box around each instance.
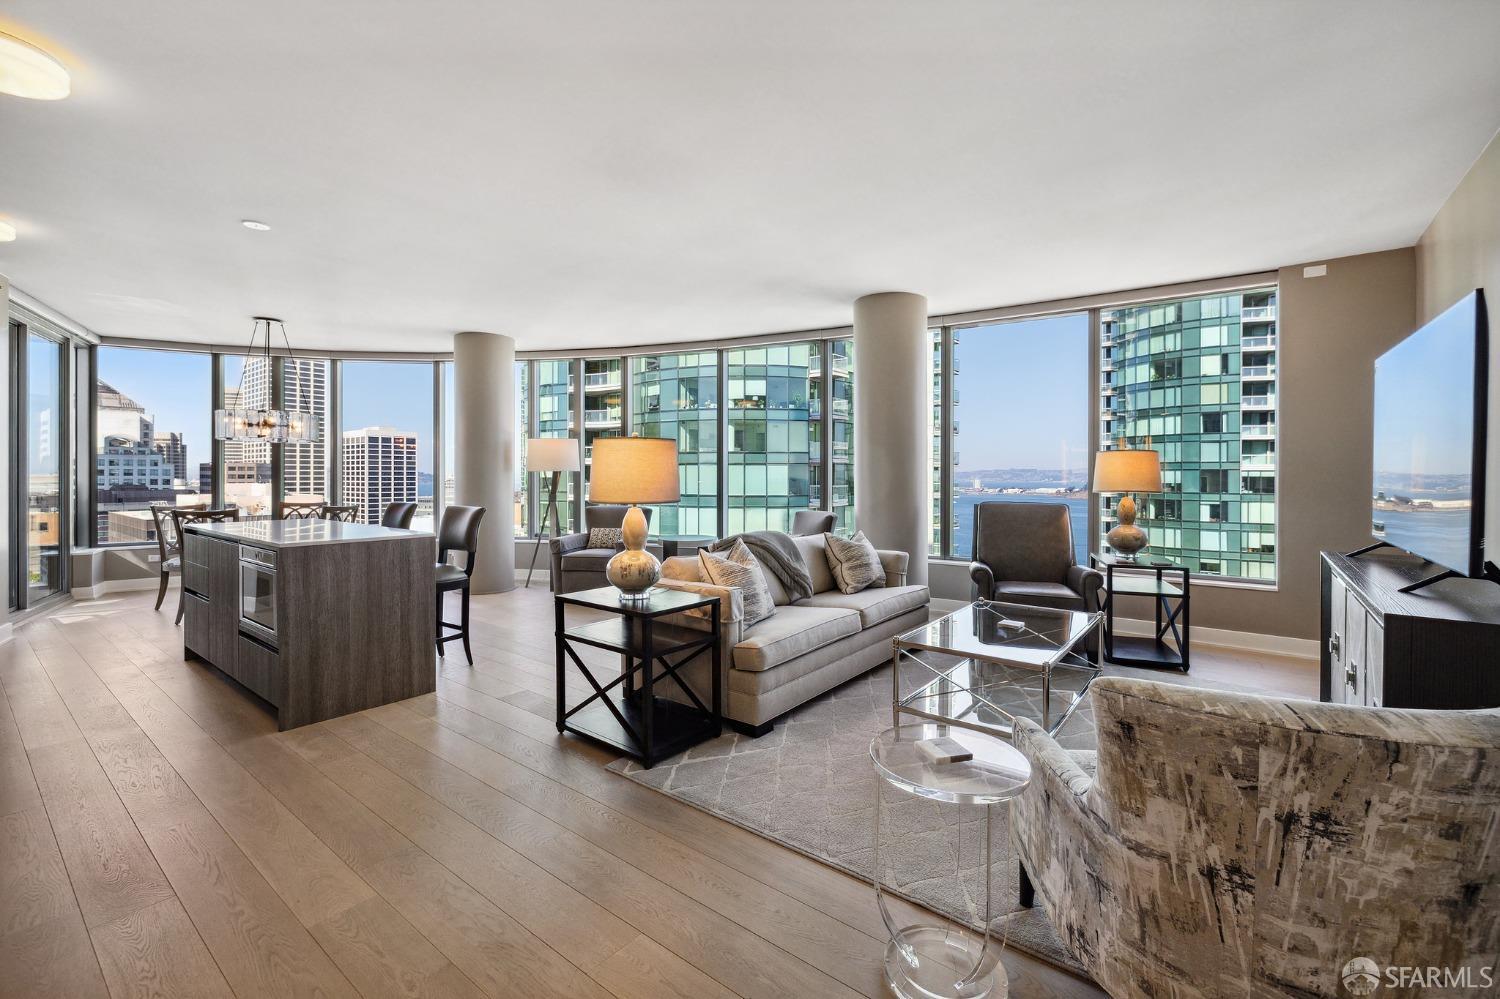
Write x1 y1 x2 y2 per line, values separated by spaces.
652 534 930 735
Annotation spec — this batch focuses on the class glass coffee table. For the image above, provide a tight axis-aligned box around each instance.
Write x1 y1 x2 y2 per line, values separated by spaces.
891 601 1102 738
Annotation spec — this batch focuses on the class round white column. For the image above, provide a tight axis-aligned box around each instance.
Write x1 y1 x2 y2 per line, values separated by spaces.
453 331 516 593
853 292 930 585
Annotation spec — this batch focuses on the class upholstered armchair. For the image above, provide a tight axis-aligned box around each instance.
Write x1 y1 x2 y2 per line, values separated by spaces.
549 503 654 593
790 509 837 536
1012 677 1500 998
968 501 1101 614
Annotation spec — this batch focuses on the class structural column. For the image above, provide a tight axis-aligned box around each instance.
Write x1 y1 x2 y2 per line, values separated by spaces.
453 331 517 593
853 292 929 585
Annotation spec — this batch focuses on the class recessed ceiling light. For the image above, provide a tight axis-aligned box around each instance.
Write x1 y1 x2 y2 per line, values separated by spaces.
0 221 15 242
0 31 70 101
241 219 271 231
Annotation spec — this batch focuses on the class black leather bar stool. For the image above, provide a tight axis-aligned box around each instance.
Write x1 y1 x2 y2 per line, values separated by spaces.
436 505 486 664
381 501 417 529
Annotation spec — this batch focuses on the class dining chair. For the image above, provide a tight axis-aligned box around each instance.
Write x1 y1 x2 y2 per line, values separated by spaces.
281 501 323 520
435 505 486 664
170 507 241 624
381 501 418 529
320 505 358 522
150 504 183 611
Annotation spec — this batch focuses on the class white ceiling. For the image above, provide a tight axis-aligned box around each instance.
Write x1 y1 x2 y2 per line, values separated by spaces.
2 1 1499 352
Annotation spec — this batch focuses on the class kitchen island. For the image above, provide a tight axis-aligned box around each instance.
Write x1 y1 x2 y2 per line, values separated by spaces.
181 520 435 730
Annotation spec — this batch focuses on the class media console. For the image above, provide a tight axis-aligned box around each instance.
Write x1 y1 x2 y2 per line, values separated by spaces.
1320 549 1500 708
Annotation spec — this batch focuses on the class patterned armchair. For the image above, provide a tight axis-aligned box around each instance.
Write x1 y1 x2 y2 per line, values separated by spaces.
1012 676 1500 998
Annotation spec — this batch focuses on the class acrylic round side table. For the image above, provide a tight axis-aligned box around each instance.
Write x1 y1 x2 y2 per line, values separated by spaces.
869 724 1032 999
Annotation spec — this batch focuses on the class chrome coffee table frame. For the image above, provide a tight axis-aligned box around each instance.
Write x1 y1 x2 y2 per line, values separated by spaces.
892 601 1103 738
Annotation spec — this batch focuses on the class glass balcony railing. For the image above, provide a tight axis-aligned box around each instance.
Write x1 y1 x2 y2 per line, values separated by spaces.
1241 335 1277 350
583 408 621 427
583 371 621 391
1241 364 1276 380
1241 305 1277 322
1241 396 1275 410
1241 424 1277 438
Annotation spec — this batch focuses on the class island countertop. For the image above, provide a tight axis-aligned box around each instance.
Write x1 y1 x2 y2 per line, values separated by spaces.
183 520 432 548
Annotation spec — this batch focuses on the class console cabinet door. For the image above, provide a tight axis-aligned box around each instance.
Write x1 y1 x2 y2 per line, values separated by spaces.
1365 617 1384 707
1327 574 1349 703
1343 593 1366 705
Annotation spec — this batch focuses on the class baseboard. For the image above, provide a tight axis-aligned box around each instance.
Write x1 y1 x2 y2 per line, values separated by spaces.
71 577 162 600
927 597 1316 660
1110 617 1317 660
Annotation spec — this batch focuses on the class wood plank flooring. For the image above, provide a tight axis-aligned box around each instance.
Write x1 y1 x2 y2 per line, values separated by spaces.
0 583 1317 998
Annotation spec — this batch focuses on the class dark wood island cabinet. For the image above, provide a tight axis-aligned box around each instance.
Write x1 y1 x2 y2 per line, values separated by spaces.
182 520 435 729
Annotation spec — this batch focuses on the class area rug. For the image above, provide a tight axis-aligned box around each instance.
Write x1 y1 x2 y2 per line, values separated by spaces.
609 651 1263 977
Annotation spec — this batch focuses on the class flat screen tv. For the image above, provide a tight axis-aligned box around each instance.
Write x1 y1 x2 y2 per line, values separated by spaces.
1371 289 1489 577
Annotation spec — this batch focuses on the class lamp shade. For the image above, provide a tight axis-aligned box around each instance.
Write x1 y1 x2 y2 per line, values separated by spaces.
526 437 581 472
1093 448 1162 493
589 436 680 504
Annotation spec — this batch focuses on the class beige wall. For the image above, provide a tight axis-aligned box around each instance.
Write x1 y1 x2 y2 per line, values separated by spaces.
1416 129 1500 555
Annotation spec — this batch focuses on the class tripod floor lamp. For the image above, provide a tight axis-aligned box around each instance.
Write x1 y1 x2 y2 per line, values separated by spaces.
525 437 581 587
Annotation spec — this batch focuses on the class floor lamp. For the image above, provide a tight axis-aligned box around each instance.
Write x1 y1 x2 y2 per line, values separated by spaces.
525 437 581 587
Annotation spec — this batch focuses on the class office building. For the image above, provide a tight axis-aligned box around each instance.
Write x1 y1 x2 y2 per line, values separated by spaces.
341 426 418 524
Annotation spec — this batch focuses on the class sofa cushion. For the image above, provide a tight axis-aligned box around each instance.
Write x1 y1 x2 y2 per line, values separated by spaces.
802 584 929 629
560 548 618 572
662 555 704 581
699 539 776 627
792 535 836 594
993 580 1085 610
586 526 623 549
732 605 860 671
761 567 793 606
823 530 885 593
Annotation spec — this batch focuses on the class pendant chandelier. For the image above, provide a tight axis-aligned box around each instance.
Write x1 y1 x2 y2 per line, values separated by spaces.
213 316 320 443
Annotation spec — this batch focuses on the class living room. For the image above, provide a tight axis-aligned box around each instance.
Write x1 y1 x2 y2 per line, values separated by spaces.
2 3 1498 998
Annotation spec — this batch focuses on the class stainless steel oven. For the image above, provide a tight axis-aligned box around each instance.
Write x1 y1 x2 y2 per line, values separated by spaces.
239 545 278 647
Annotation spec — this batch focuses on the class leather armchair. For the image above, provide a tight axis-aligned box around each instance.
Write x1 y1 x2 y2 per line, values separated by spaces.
549 503 654 593
967 501 1101 617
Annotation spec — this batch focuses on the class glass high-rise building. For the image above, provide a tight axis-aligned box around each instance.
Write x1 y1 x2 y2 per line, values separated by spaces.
631 351 719 536
726 343 817 533
1099 288 1277 581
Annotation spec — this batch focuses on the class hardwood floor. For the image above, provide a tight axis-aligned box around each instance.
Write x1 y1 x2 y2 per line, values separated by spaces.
0 583 1317 998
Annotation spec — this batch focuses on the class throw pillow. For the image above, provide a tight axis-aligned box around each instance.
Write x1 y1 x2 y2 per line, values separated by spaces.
699 539 776 627
587 527 624 549
823 531 884 594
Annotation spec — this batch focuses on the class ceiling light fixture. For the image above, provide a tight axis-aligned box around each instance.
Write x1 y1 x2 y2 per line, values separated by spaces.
241 219 271 231
214 317 319 444
0 31 70 100
0 221 15 242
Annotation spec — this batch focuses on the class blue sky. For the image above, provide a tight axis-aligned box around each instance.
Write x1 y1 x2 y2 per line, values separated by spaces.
1372 292 1479 480
952 313 1088 473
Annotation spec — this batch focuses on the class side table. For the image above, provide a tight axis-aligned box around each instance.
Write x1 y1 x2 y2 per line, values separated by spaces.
656 534 716 560
1089 553 1191 671
870 724 1032 999
555 585 721 767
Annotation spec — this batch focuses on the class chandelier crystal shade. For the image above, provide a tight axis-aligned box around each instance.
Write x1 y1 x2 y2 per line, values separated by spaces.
214 317 320 444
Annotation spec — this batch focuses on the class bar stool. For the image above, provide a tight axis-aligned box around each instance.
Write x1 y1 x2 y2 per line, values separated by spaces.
381 502 417 529
436 505 486 664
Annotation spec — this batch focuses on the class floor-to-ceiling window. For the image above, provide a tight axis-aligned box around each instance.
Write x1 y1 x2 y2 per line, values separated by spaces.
582 357 624 503
1099 289 1277 580
281 357 330 505
947 314 1089 562
536 360 578 532
631 351 718 536
22 331 66 602
828 339 854 532
97 345 212 540
727 343 815 533
220 354 274 518
340 361 433 528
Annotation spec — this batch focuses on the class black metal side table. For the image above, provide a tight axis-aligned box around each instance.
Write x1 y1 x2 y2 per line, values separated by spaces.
554 585 721 768
1089 553 1191 672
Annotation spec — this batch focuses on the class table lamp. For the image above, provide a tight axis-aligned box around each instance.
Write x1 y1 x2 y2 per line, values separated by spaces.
588 436 680 599
1093 446 1162 560
524 437 581 587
